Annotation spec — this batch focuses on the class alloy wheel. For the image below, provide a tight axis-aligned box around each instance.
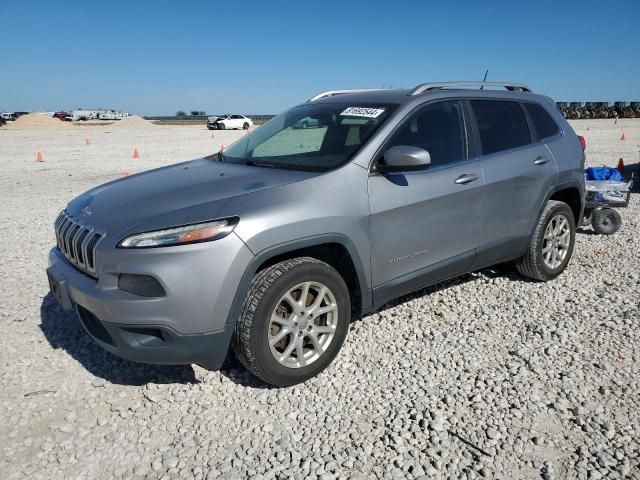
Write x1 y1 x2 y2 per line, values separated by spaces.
268 281 338 368
542 214 571 269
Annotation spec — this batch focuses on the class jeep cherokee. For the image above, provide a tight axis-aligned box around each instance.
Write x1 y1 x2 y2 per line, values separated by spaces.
47 81 585 386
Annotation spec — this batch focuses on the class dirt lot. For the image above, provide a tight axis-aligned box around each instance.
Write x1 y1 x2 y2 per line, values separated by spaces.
0 120 638 479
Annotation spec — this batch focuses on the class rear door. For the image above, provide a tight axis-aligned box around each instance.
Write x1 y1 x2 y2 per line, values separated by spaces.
368 100 485 303
469 99 558 264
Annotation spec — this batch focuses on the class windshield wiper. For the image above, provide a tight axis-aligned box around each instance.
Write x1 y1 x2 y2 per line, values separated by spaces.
244 160 276 169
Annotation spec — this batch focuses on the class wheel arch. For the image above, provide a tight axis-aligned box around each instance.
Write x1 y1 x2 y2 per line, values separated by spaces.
548 184 583 224
225 235 371 326
531 181 584 236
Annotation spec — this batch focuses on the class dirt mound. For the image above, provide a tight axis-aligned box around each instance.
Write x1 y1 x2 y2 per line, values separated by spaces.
3 112 74 130
109 115 156 129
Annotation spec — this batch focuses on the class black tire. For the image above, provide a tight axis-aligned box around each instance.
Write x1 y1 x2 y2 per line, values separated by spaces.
591 208 621 235
516 200 576 281
217 122 225 130
243 122 249 130
232 257 350 387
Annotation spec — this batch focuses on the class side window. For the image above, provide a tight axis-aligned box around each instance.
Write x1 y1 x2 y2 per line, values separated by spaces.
231 115 242 119
523 103 560 139
471 100 531 155
385 100 466 167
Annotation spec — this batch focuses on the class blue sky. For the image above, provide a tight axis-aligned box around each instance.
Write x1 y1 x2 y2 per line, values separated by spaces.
1 0 639 115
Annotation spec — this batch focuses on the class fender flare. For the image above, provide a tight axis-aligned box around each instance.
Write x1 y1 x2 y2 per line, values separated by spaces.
225 234 372 326
530 180 585 237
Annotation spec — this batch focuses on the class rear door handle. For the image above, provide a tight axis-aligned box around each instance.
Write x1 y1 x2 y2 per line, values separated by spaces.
534 156 551 165
454 174 479 185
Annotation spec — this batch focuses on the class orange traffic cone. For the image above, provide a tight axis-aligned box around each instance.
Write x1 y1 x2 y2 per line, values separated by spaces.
36 152 44 162
133 148 140 158
211 132 215 139
617 158 625 173
85 138 91 145
586 126 590 132
220 144 225 152
123 170 131 176
620 132 626 141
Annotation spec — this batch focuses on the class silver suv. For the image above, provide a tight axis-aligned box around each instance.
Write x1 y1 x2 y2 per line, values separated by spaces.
47 81 585 386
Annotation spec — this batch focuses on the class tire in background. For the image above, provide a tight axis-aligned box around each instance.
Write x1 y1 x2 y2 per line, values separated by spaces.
591 208 622 235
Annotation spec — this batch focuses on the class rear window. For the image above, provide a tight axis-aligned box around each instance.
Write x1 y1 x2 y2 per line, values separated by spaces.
471 100 531 155
524 102 560 139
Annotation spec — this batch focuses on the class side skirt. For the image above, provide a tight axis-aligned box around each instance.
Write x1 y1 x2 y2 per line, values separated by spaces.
370 250 475 311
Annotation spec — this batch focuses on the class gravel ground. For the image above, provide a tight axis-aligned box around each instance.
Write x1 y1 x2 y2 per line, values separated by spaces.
0 120 638 480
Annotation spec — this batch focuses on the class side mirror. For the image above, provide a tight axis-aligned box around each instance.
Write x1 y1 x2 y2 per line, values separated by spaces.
377 146 431 173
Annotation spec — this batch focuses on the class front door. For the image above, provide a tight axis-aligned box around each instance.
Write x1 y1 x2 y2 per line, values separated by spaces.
368 100 485 306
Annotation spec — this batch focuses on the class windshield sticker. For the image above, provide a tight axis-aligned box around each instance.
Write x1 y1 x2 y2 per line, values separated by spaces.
340 107 385 118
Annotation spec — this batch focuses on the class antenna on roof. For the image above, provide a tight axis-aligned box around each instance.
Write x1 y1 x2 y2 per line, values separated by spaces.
480 70 489 90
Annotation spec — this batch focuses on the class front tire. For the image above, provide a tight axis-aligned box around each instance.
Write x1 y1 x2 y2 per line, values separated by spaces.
516 200 576 281
243 122 249 130
217 122 225 130
233 257 350 387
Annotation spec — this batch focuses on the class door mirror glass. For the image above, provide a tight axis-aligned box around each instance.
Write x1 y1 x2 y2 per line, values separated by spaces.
378 146 431 172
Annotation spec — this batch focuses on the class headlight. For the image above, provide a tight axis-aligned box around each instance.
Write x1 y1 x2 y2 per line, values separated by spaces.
118 218 238 248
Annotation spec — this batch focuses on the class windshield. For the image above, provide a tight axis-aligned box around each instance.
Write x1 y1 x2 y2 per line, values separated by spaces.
221 103 396 172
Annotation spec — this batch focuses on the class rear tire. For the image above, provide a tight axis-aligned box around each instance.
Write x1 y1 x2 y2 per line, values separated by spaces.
243 122 249 130
516 200 576 281
233 257 350 387
591 208 621 235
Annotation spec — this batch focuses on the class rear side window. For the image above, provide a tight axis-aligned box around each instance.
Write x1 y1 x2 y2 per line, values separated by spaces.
524 102 560 139
471 100 531 155
385 100 466 168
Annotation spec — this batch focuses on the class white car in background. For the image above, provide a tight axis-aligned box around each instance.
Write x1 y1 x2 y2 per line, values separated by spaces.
208 114 253 130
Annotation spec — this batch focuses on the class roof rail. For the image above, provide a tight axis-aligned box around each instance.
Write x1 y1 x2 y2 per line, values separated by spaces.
307 89 386 102
409 81 532 96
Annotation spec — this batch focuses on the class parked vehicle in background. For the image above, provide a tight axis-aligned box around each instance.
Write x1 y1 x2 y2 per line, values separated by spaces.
13 111 28 118
292 116 320 129
53 112 71 121
47 81 585 386
209 114 253 130
1 112 15 121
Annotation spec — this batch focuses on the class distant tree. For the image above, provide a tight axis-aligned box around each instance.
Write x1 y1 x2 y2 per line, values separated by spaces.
199 110 206 116
176 110 186 117
190 110 200 116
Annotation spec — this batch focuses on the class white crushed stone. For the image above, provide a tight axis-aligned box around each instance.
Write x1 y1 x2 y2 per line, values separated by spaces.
0 119 638 479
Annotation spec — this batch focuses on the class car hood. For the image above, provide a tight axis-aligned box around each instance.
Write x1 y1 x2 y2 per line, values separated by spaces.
66 158 317 237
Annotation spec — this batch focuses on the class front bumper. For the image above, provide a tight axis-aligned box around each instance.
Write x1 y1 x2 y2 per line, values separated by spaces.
46 232 253 368
73 303 234 369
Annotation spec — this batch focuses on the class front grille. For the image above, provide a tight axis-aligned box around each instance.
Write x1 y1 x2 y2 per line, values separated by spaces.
54 210 105 277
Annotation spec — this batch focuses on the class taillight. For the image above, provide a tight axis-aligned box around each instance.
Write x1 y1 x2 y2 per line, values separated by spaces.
578 135 586 151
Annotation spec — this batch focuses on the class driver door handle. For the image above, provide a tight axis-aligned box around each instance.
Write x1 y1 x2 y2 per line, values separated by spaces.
454 173 479 185
534 156 551 165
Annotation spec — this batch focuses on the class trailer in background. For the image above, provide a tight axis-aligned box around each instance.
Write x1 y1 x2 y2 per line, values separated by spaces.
70 109 129 121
